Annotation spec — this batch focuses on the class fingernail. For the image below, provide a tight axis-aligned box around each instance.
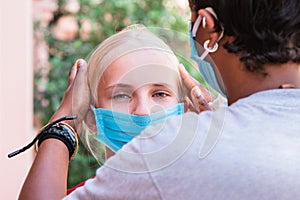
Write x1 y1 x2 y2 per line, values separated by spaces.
179 64 187 71
78 59 86 67
76 59 81 67
200 99 209 107
193 86 202 98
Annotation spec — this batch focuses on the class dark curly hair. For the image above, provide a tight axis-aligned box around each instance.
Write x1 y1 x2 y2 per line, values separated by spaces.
189 0 300 76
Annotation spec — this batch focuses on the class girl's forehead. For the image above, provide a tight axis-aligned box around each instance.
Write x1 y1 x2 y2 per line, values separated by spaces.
113 49 178 70
101 50 180 86
102 63 179 89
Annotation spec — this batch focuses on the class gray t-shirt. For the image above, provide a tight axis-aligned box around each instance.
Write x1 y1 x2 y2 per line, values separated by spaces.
65 89 300 200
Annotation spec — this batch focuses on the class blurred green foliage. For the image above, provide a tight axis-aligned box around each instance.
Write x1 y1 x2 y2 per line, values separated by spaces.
34 0 205 189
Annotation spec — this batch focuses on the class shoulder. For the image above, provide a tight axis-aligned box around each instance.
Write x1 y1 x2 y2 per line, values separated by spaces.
110 111 217 172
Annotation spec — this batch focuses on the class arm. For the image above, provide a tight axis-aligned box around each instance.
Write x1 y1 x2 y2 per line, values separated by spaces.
19 139 69 200
19 59 89 200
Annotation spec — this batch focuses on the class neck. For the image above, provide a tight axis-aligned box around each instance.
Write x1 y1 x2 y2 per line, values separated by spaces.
226 62 300 105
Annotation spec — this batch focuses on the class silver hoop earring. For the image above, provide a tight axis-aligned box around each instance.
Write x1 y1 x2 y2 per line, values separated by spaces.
203 40 218 53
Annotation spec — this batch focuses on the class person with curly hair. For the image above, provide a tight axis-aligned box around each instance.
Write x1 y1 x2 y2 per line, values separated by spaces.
19 0 300 199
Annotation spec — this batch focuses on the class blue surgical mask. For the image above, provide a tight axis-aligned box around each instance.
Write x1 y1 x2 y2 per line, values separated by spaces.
189 12 227 97
93 103 184 152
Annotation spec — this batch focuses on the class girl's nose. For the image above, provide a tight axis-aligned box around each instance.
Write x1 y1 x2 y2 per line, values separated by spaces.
130 95 151 116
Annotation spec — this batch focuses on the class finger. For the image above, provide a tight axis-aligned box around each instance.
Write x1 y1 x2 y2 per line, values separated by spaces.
72 59 89 122
178 64 215 102
68 59 82 85
178 64 199 90
74 59 87 86
191 86 213 112
77 58 87 69
184 97 199 113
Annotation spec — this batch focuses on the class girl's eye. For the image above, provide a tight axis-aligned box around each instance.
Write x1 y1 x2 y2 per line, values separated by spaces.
153 92 170 98
113 94 130 99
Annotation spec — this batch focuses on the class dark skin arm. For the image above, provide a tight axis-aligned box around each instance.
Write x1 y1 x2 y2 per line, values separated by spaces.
19 59 89 200
19 139 69 200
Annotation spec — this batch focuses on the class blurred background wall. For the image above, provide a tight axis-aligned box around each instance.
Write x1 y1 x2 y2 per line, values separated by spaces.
1 0 33 199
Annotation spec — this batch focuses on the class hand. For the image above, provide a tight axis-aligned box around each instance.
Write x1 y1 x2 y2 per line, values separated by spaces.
50 59 90 133
178 64 214 113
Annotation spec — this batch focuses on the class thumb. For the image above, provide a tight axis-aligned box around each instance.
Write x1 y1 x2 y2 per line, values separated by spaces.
75 59 88 85
71 59 90 130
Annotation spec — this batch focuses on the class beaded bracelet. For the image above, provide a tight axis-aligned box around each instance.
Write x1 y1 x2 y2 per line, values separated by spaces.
35 122 79 160
8 116 78 161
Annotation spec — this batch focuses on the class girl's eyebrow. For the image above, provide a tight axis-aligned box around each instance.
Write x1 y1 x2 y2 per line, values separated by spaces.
108 83 173 87
152 83 172 87
105 83 176 92
105 84 133 90
152 83 178 91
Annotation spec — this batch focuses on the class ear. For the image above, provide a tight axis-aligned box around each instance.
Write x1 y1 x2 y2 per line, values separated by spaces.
84 108 97 132
198 9 220 49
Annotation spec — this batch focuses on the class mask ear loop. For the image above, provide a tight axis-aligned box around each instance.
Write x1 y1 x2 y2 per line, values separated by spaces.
191 7 224 59
200 7 224 59
192 15 202 38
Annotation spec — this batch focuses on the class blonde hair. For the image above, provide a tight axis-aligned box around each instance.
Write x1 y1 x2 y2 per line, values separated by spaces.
83 24 187 163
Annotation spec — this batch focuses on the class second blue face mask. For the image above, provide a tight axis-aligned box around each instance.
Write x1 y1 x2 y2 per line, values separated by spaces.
189 17 226 97
93 103 184 152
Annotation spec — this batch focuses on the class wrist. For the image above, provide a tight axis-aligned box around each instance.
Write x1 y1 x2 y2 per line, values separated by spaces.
35 118 79 160
38 138 69 160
